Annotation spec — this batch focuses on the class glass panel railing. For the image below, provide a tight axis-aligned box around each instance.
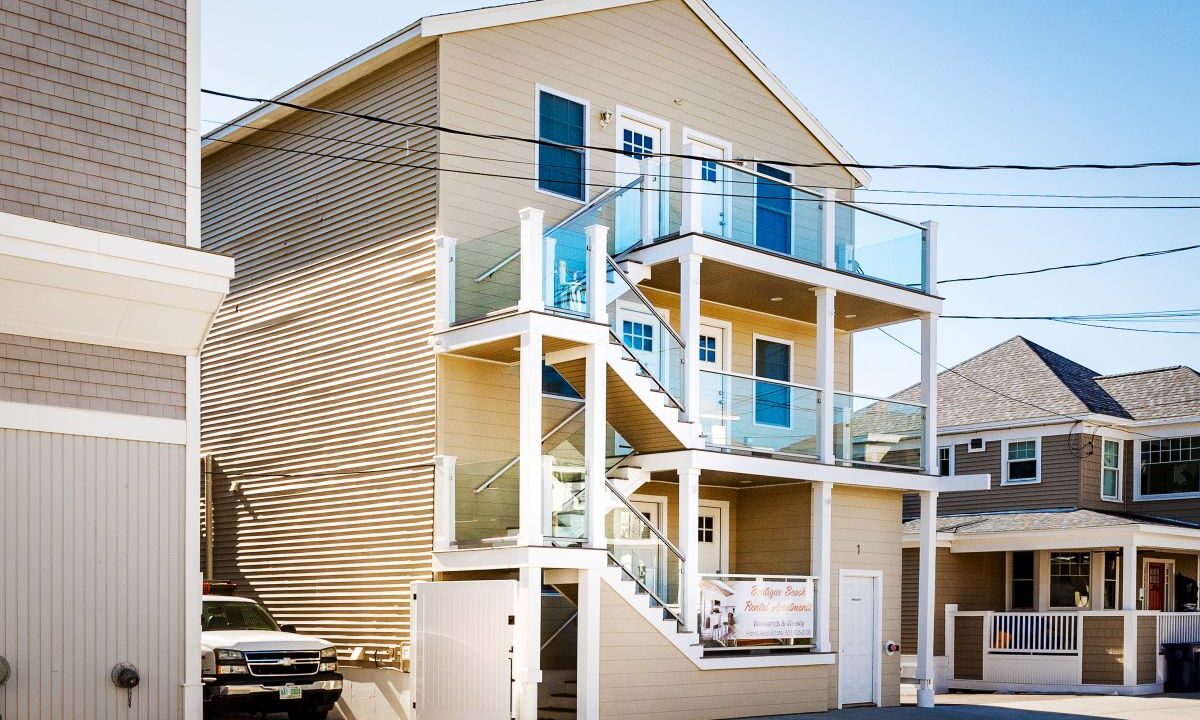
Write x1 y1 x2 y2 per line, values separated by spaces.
699 574 817 652
833 392 925 469
615 157 671 254
699 370 820 459
454 226 522 324
605 257 685 410
543 411 587 543
455 457 519 549
835 202 927 291
605 480 683 612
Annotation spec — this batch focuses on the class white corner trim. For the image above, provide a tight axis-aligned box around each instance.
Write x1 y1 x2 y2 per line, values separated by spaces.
0 401 186 444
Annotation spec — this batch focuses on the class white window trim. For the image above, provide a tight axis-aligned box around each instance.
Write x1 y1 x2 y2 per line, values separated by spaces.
698 315 733 372
1100 436 1123 502
966 437 986 453
615 105 672 228
1046 550 1093 610
1000 437 1041 485
1005 550 1037 611
751 333 794 429
937 445 955 476
1141 557 1176 611
682 127 733 236
1132 435 1200 501
534 84 590 205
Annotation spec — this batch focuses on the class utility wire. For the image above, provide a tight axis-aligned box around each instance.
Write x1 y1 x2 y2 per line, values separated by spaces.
860 188 1200 200
940 243 1200 283
1050 319 1200 335
203 88 1200 173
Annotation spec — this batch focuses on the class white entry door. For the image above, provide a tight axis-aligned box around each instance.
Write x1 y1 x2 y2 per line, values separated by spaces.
697 502 726 574
697 320 730 444
687 135 731 236
615 114 666 252
612 498 667 599
616 302 670 384
839 574 880 706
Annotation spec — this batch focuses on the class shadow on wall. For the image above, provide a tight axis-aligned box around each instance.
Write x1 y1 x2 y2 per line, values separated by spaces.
336 666 411 720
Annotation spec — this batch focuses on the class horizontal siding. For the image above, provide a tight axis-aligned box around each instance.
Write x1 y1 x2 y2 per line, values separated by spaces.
0 332 185 418
900 548 1005 656
926 436 1082 516
1 429 185 720
1120 439 1200 524
200 43 439 655
734 483 809 575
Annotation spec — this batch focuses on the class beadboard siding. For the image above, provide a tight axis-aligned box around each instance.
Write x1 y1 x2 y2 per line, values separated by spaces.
200 43 439 654
829 485 903 707
0 430 185 720
900 548 1005 656
0 333 185 418
437 0 857 250
1081 615 1124 685
1 0 188 245
598 583 829 720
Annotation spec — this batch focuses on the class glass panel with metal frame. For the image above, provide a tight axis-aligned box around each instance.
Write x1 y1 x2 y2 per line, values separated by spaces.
699 369 820 459
832 393 925 469
605 481 683 613
834 201 927 291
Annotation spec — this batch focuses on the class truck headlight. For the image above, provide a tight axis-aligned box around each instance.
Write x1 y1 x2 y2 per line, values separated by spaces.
215 649 244 662
320 647 337 659
320 646 337 672
215 664 249 675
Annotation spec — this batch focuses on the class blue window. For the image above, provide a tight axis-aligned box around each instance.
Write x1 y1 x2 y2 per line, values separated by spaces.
700 159 718 183
755 163 792 254
754 338 791 427
622 320 654 352
698 335 716 364
622 129 654 159
538 91 586 200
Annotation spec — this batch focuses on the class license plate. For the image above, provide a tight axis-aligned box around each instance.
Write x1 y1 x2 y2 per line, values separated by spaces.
279 686 302 700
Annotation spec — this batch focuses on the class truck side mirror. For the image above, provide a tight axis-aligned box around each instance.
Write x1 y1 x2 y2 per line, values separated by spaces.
281 624 297 633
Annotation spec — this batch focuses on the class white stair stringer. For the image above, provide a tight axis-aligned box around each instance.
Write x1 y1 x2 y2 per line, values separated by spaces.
598 565 706 667
606 466 648 497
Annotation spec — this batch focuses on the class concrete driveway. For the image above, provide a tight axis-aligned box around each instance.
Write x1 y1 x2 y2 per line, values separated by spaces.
749 692 1200 720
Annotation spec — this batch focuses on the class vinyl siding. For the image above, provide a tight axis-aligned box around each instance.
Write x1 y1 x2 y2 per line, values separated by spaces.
734 483 810 575
1081 615 1124 685
0 333 185 418
437 0 857 251
0 0 188 245
200 43 438 655
598 582 830 720
1119 439 1200 524
900 548 1005 656
0 430 185 720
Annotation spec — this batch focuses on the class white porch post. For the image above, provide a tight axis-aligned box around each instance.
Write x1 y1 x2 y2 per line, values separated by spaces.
679 466 701 632
681 141 702 236
1122 539 1139 686
515 565 543 720
921 312 939 475
576 569 601 720
518 330 544 546
813 288 836 463
433 236 457 331
916 489 939 708
584 342 607 549
432 455 456 551
921 220 939 296
680 253 702 424
821 188 837 269
519 207 545 313
811 480 832 653
586 224 608 324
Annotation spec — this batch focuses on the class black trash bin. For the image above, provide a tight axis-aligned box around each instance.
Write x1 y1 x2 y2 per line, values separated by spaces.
1163 643 1200 692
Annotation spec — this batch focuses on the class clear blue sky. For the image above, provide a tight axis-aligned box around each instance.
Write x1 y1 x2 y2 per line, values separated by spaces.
202 0 1200 398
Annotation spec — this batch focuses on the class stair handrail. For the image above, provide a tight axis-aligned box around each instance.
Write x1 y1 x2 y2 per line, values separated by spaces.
604 255 686 350
473 404 585 493
541 610 579 651
606 550 685 629
604 479 685 562
607 329 683 413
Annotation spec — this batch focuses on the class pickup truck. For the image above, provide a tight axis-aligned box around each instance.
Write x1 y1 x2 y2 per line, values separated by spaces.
201 593 342 719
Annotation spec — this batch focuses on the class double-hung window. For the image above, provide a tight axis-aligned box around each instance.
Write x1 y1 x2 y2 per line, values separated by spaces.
1101 439 1122 501
537 90 587 201
938 446 954 476
1138 436 1200 498
1003 438 1039 484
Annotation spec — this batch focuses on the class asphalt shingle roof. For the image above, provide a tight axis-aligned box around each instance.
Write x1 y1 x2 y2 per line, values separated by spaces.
1096 366 1200 421
901 508 1194 535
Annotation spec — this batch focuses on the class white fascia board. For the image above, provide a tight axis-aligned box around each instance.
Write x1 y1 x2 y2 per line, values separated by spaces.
942 524 1200 554
939 415 1133 438
432 545 610 572
0 400 186 444
1126 416 1200 431
936 473 991 493
900 532 954 549
420 0 650 35
431 312 609 355
628 234 942 315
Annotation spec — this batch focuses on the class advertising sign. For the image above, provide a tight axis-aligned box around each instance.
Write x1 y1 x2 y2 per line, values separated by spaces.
698 577 814 647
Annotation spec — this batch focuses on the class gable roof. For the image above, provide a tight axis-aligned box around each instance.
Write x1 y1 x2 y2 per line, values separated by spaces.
201 0 871 186
1096 365 1200 421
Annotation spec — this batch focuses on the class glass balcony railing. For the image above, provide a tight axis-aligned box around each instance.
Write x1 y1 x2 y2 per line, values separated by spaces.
835 202 927 291
832 392 925 470
454 457 520 549
454 226 522 324
606 257 685 409
699 369 820 459
606 479 683 614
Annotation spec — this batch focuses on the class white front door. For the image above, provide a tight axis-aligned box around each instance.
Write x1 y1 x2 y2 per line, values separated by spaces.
698 320 730 444
688 136 731 236
840 574 879 706
615 115 666 252
697 503 725 574
612 498 667 598
616 302 670 383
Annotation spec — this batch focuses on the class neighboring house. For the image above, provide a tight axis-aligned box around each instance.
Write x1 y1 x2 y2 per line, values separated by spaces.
896 336 1200 695
0 2 233 719
199 1 985 718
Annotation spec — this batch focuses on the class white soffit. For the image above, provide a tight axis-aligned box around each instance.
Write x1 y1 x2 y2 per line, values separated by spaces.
0 213 235 355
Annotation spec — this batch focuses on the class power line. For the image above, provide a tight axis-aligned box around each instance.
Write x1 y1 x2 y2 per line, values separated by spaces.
861 188 1200 200
1050 319 1200 335
945 310 1200 321
940 243 1200 283
203 88 1200 173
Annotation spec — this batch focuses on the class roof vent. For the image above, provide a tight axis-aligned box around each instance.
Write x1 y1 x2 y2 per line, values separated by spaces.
967 437 986 453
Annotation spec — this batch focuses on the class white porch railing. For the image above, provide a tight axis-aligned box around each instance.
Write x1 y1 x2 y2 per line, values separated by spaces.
1158 612 1200 643
988 612 1080 655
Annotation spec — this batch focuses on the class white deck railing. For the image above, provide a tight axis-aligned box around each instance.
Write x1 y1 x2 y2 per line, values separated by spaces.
988 612 1081 655
1158 612 1200 643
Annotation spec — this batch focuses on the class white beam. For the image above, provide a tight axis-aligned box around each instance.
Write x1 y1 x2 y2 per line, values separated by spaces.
680 253 702 424
811 481 832 653
576 569 601 720
922 220 939 296
679 466 701 632
518 207 545 313
586 224 608 324
515 565 542 720
813 288 836 463
434 236 456 331
921 312 939 475
822 188 837 269
1122 540 1138 686
518 330 544 546
916 490 939 708
433 455 456 551
584 343 607 549
184 355 202 719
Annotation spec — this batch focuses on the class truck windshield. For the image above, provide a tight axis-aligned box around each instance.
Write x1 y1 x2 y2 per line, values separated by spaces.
202 600 280 632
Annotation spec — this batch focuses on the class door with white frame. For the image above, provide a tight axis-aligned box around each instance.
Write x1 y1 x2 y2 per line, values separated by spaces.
684 130 732 237
615 301 672 386
614 111 668 252
611 497 668 599
697 319 732 445
839 571 881 707
697 500 728 575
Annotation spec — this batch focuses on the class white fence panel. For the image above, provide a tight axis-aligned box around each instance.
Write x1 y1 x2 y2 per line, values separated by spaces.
988 612 1080 654
1158 613 1200 644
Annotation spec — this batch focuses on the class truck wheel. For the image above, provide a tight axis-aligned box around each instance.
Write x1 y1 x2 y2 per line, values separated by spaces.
287 711 329 720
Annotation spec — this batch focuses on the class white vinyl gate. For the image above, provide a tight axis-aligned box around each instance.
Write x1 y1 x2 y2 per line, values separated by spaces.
412 580 517 720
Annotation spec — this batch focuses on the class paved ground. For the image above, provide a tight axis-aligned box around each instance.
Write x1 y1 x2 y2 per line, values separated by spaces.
753 691 1200 720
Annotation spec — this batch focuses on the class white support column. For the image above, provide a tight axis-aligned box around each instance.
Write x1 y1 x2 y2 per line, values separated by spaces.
432 455 456 551
916 489 939 708
542 455 557 538
679 466 701 632
184 355 202 719
810 480 832 653
639 157 656 239
1122 540 1139 686
518 330 544 546
515 565 543 720
813 287 836 463
519 207 546 313
921 312 939 475
821 188 837 269
544 235 558 310
679 253 702 424
433 236 457 331
584 342 607 549
680 141 702 236
586 224 609 324
921 220 939 296
576 569 601 720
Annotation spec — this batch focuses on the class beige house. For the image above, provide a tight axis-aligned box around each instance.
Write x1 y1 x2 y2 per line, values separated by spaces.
200 1 984 718
0 1 234 719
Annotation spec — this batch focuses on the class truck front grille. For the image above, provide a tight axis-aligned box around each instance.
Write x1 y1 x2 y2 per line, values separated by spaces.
243 650 321 677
